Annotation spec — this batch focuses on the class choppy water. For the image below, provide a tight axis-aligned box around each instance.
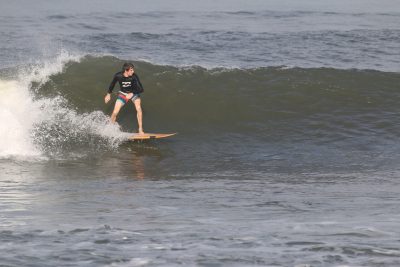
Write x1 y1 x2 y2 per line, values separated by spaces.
1 0 400 266
1 0 400 71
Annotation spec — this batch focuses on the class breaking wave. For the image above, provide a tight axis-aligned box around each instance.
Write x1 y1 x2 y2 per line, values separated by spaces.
1 54 399 158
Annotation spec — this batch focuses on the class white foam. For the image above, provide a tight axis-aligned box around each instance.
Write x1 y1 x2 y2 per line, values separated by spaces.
0 80 41 158
0 51 128 159
108 258 151 267
19 49 82 88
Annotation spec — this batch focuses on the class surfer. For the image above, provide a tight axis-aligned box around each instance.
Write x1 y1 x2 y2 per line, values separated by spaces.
105 63 145 134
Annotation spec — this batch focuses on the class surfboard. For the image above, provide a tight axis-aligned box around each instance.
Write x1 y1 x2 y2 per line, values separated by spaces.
127 133 177 141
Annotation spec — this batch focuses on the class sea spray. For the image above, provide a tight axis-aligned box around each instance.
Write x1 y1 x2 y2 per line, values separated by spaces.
0 52 130 159
0 80 42 157
31 96 129 156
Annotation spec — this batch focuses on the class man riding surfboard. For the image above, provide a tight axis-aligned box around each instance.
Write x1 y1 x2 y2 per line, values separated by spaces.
104 63 144 134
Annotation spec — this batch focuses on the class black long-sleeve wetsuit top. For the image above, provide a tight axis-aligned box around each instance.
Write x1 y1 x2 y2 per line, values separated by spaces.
108 72 144 94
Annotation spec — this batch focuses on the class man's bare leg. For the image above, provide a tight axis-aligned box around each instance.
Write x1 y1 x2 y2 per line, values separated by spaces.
111 100 124 123
133 98 144 134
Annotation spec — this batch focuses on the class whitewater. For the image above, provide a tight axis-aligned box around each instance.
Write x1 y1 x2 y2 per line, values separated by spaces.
0 53 131 159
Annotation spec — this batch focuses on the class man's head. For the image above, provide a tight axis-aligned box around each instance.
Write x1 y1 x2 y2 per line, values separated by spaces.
122 62 134 76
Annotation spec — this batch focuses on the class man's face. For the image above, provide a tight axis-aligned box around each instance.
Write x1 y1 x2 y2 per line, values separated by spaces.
125 67 134 76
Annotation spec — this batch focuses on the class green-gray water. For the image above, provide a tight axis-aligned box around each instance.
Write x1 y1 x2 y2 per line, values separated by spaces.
1 0 400 266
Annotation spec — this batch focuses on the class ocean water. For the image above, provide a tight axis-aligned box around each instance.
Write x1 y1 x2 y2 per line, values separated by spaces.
1 0 400 266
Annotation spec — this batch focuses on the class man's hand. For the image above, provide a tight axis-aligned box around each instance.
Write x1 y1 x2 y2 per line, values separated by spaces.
127 93 134 100
104 93 111 104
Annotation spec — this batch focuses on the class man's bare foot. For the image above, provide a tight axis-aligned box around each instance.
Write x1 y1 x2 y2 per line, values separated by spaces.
138 128 144 134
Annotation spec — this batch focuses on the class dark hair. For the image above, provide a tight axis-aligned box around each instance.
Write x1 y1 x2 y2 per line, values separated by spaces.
122 62 134 72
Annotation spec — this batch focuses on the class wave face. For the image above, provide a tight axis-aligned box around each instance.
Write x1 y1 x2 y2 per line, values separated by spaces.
1 55 400 158
34 56 400 141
